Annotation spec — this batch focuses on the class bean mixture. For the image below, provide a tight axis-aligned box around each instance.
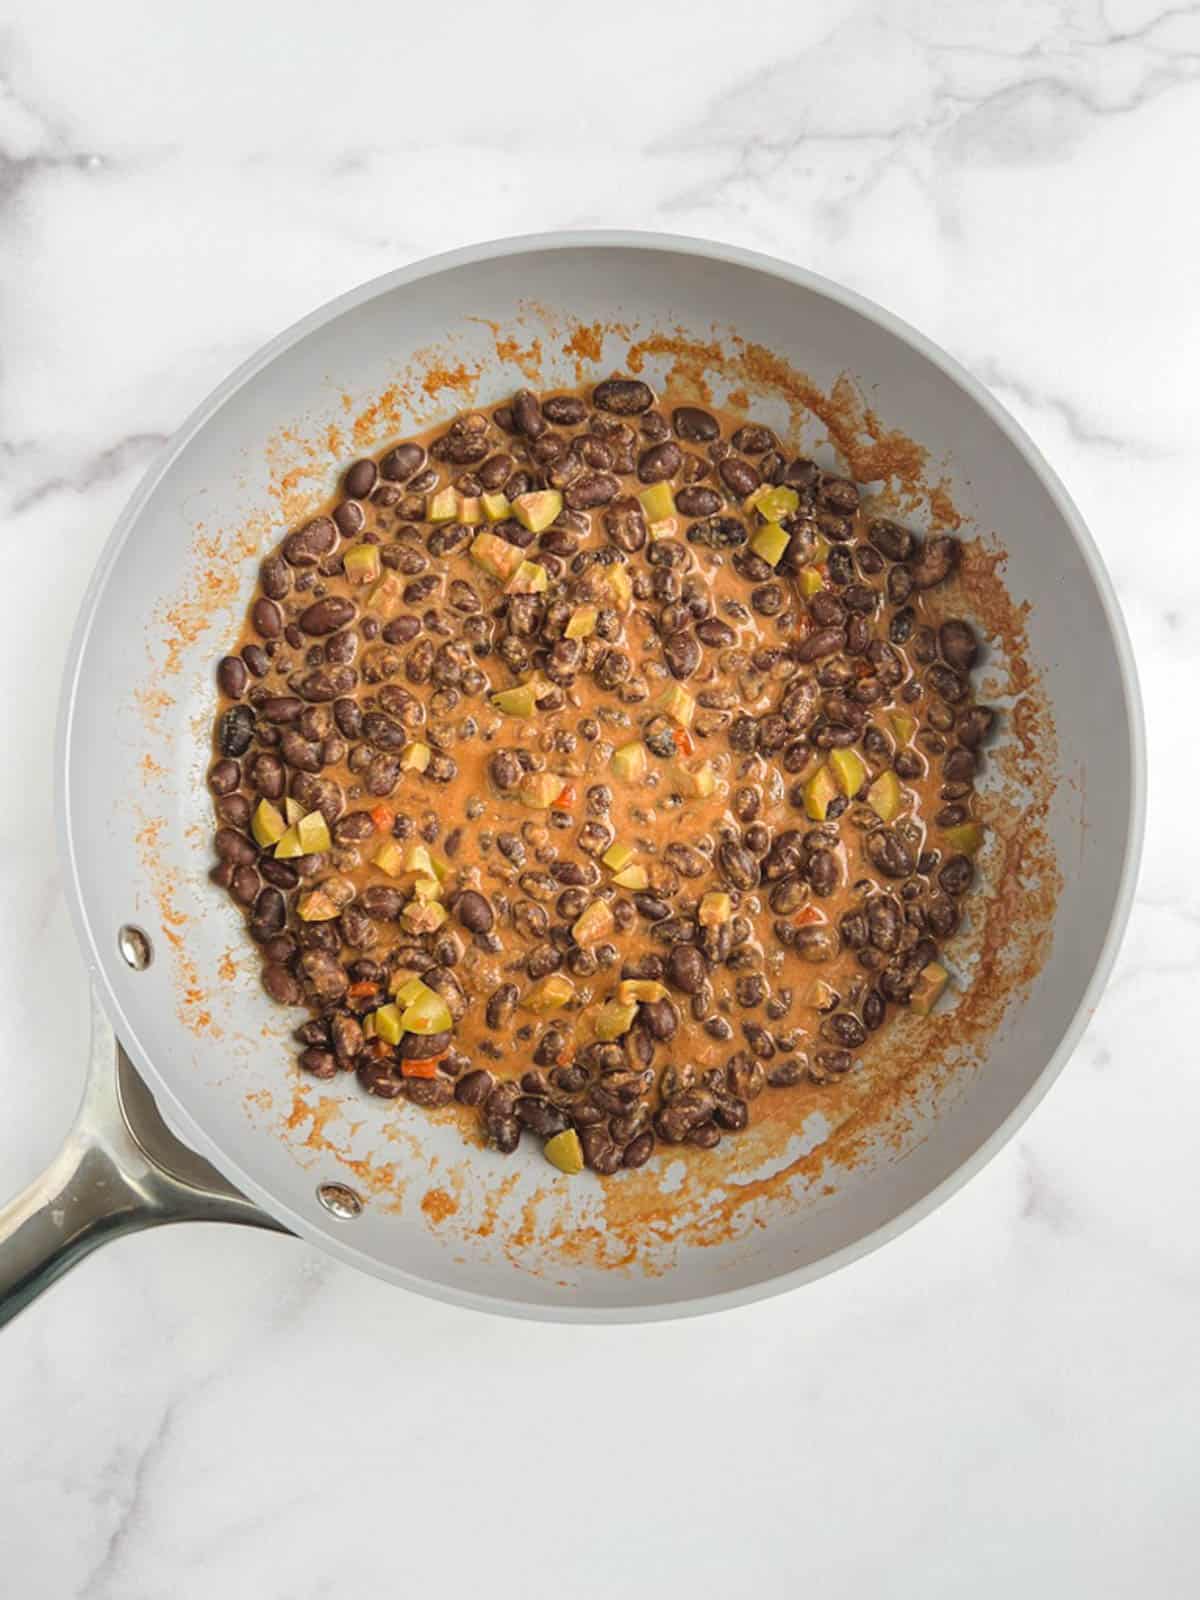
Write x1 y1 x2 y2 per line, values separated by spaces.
210 379 993 1178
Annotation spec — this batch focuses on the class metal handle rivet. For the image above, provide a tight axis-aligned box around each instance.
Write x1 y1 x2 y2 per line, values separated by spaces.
117 925 153 971
316 1182 363 1219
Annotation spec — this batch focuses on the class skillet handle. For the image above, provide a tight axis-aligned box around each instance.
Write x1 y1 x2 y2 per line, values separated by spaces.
0 995 286 1329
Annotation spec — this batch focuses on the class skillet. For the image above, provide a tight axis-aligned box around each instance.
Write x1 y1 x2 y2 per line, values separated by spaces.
0 231 1145 1325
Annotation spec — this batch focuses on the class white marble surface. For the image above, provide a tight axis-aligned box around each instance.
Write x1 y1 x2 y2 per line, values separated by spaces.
0 0 1195 1593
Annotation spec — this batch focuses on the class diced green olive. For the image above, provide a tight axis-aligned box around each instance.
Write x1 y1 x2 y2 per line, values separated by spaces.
373 1003 404 1045
866 770 901 821
617 979 669 1005
565 605 598 639
427 487 458 522
612 742 647 782
403 899 447 932
699 891 732 926
804 765 838 821
594 999 638 1040
602 841 635 872
659 683 695 726
747 484 799 522
606 565 633 611
544 1128 583 1175
251 798 286 849
612 864 649 890
343 544 381 585
400 986 453 1035
829 748 866 797
572 900 615 946
470 532 524 581
526 975 574 1013
637 482 675 522
673 760 715 798
507 560 549 594
400 741 431 772
750 521 790 567
373 838 407 877
491 683 538 717
910 962 950 1015
511 490 562 533
368 571 405 614
296 811 331 853
482 492 511 523
297 889 339 921
520 772 567 809
405 843 439 878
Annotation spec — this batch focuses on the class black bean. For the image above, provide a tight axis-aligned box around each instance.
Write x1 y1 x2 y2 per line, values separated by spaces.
260 553 292 600
676 486 722 518
638 441 682 482
795 627 846 663
402 1075 453 1109
928 663 967 703
719 456 760 498
673 406 719 441
717 841 759 891
939 619 979 673
543 394 586 425
455 1069 494 1107
298 596 356 636
939 854 974 896
604 497 647 553
655 1089 716 1143
867 518 915 561
788 924 839 963
866 827 917 879
593 378 654 414
666 943 707 994
511 389 546 439
867 895 903 952
209 758 241 795
565 471 621 510
812 1049 853 1080
910 534 960 589
662 630 701 680
807 849 839 898
730 423 774 455
766 1056 806 1087
456 890 495 935
957 706 996 748
283 517 337 566
219 704 255 757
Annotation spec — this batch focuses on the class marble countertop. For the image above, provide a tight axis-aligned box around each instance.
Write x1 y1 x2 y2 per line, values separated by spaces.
1 1 1194 1594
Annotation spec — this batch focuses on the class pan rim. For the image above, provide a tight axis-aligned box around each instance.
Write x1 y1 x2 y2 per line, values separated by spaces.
54 228 1147 1322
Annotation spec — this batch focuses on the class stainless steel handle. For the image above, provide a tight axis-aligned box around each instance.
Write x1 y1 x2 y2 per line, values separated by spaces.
0 995 287 1328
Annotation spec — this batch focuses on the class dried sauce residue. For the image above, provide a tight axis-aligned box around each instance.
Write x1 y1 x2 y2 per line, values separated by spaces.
133 810 220 1039
136 303 1060 1278
280 1085 406 1210
471 318 544 382
420 360 480 400
421 1188 459 1224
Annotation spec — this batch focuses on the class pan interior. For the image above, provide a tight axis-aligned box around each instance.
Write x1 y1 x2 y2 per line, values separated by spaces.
59 237 1138 1317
